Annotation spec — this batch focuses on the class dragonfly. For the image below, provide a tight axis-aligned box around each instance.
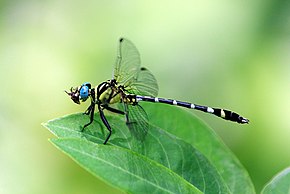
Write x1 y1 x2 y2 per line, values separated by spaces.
66 38 249 144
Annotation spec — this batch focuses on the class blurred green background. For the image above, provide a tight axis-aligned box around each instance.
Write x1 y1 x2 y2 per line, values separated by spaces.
0 0 289 193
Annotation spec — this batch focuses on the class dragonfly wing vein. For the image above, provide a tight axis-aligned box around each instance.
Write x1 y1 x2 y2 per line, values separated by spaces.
114 38 141 86
129 67 159 97
125 103 149 141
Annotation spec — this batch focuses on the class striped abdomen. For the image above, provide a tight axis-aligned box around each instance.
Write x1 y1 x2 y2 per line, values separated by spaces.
135 95 249 124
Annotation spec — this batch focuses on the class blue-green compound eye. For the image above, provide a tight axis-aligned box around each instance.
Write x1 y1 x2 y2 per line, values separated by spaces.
80 85 89 101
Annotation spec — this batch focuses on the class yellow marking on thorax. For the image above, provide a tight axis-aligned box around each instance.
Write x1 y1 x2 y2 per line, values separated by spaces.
98 87 121 104
109 93 121 104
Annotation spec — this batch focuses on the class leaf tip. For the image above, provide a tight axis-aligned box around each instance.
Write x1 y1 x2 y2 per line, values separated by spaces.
41 122 48 128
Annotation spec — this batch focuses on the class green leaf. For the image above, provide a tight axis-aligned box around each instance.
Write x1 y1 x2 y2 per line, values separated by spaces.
143 103 255 194
261 167 290 194
51 138 202 194
43 104 254 193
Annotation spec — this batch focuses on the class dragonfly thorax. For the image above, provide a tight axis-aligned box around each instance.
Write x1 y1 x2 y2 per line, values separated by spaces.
97 80 122 105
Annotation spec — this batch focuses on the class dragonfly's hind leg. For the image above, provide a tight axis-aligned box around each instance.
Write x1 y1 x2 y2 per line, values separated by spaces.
103 105 125 115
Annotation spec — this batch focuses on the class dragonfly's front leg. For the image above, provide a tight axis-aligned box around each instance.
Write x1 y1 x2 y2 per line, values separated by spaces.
82 102 95 132
83 104 93 115
82 89 96 131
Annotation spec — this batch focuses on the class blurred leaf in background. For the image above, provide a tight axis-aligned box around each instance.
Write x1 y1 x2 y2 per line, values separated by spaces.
0 0 289 193
261 167 290 194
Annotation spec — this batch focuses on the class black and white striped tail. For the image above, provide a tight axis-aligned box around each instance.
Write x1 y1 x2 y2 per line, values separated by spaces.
136 95 249 124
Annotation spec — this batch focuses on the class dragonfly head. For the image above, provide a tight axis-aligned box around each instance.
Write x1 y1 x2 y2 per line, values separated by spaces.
65 82 91 104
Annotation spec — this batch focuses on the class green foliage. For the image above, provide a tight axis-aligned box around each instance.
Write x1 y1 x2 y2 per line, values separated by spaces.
44 104 256 193
51 138 201 194
261 167 290 194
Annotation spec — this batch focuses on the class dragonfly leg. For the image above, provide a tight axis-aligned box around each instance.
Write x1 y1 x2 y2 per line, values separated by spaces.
103 105 125 115
82 102 95 132
82 89 96 131
98 104 112 144
83 104 93 115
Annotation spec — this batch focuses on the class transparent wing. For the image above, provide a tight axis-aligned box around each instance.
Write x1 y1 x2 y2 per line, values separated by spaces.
124 104 149 141
114 38 141 87
128 67 159 97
